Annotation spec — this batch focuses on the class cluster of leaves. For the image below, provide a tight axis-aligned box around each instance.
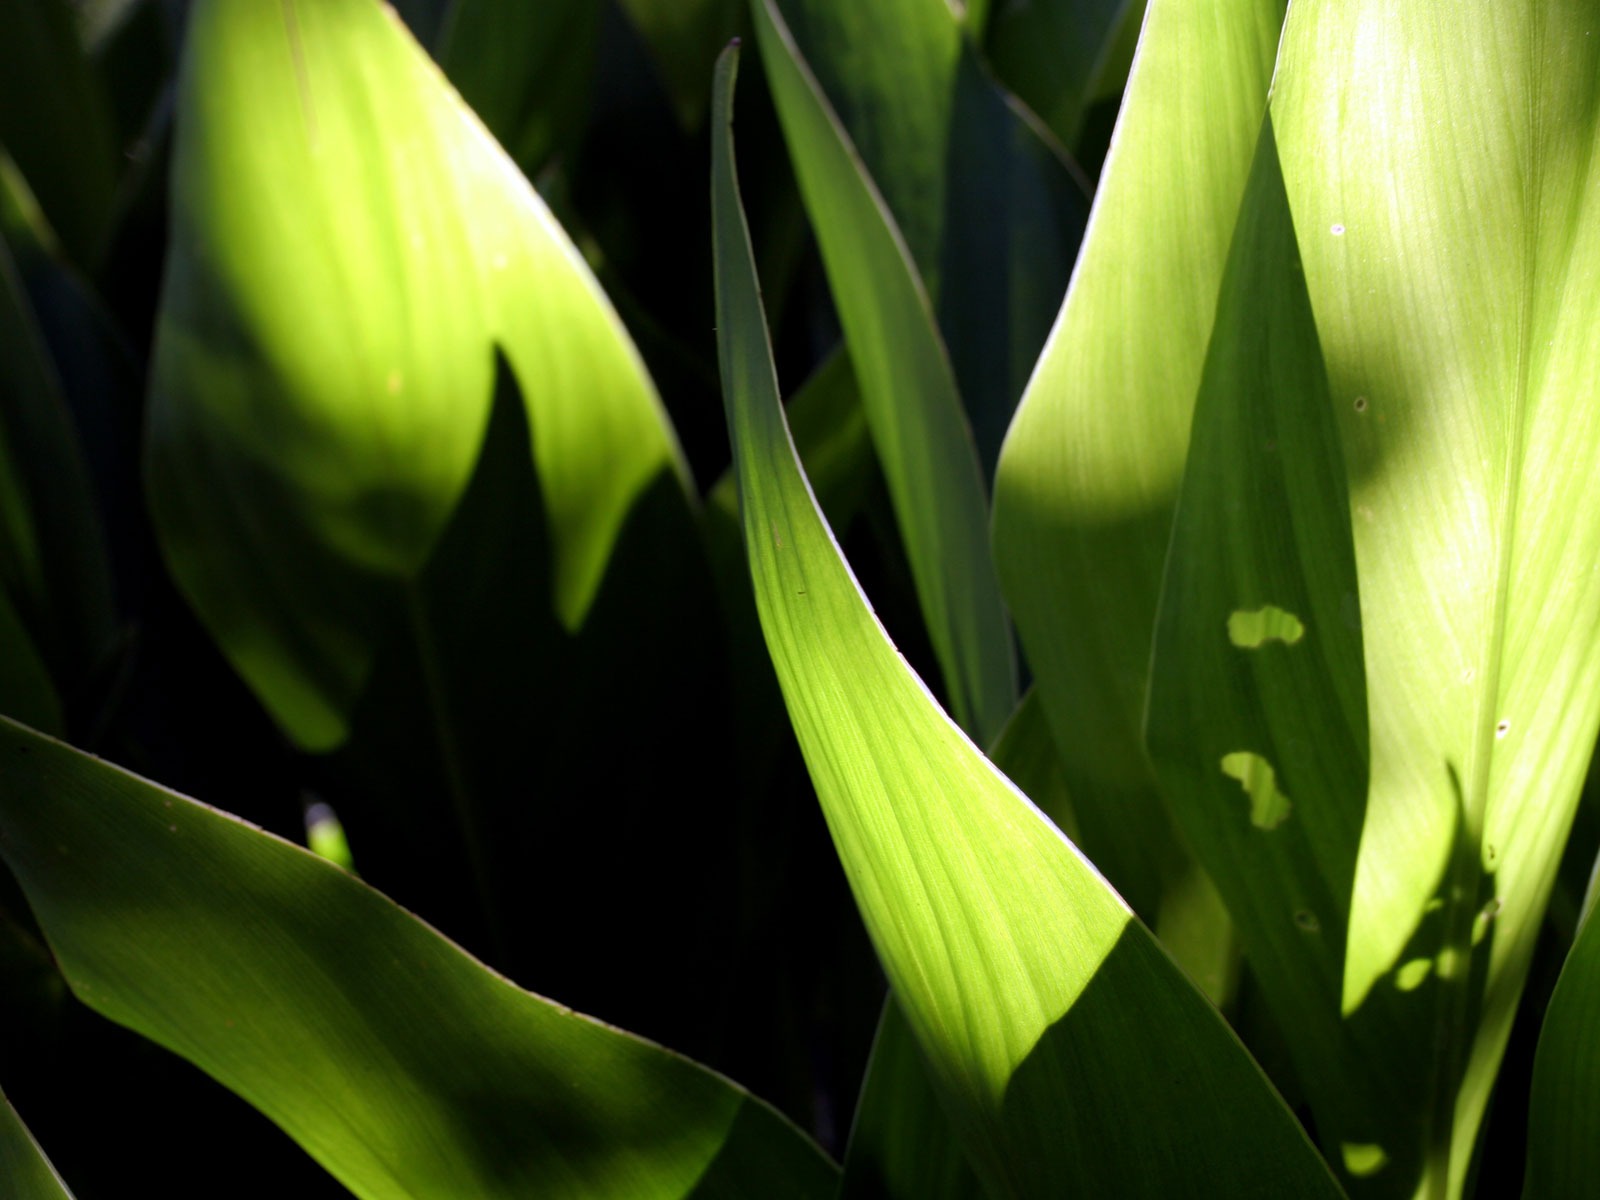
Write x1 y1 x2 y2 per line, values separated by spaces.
2 0 1599 1197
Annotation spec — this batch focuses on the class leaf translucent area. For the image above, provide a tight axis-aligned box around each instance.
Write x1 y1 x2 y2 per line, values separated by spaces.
0 1083 74 1199
713 45 1342 1199
990 0 1282 918
751 0 1015 746
0 717 835 1200
1525 862 1600 1197
1269 2 1600 1188
147 0 687 750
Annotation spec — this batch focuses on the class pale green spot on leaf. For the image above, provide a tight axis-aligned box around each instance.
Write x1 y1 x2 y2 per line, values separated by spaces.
1395 958 1432 992
1220 751 1292 830
1340 1143 1388 1178
1227 605 1306 648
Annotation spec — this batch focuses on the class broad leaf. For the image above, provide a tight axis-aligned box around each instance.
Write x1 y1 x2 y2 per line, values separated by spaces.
148 0 688 751
0 716 836 1200
713 43 1342 1198
1266 2 1600 1191
990 0 1282 923
1146 119 1410 1193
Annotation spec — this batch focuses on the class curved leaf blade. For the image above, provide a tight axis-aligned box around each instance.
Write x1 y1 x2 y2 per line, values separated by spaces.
0 716 835 1200
751 0 1015 745
148 0 687 750
713 43 1342 1199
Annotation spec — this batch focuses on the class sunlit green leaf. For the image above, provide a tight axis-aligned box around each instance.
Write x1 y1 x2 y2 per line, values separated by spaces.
991 0 1281 931
713 43 1342 1197
1146 120 1416 1193
0 716 836 1199
147 0 689 751
1264 3 1600 1191
751 0 1015 745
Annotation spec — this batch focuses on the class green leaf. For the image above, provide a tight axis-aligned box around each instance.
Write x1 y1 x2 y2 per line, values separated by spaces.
0 1082 73 1199
1525 856 1600 1198
769 0 1085 480
1263 2 1600 1190
990 0 1283 921
147 0 689 751
713 42 1343 1198
839 1000 982 1200
0 716 836 1199
751 0 1016 745
839 693 1077 1200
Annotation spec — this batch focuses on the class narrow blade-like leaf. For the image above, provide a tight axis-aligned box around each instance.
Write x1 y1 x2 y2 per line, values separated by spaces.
713 43 1341 1198
751 0 1015 744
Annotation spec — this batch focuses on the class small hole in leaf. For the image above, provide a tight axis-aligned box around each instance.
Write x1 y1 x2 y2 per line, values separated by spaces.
1227 606 1306 648
1495 719 1510 739
1331 223 1347 236
1353 395 1368 413
1221 752 1293 829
